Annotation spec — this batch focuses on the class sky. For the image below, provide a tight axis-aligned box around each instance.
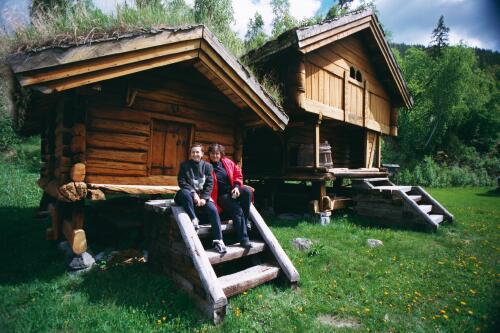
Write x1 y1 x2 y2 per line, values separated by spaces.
0 0 499 51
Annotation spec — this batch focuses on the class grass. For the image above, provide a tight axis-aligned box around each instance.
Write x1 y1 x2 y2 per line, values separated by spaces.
0 160 499 332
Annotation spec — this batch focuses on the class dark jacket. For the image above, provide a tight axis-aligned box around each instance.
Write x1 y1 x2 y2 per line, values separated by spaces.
210 157 245 213
177 159 214 200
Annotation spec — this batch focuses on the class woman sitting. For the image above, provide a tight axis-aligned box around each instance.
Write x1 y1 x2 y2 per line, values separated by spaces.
174 143 226 253
208 143 252 248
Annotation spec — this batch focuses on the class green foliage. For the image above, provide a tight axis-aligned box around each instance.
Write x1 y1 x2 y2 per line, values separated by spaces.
0 80 20 151
244 12 267 51
394 155 496 187
270 0 296 38
0 1 198 58
194 0 243 55
390 43 499 170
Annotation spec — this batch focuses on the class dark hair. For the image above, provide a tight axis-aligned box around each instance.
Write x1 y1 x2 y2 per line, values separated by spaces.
208 143 225 156
190 143 204 152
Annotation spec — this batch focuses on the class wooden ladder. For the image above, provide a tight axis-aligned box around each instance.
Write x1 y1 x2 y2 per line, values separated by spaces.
352 178 454 231
145 200 299 324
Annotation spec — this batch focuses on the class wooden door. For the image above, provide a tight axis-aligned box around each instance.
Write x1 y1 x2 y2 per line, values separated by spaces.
150 120 191 176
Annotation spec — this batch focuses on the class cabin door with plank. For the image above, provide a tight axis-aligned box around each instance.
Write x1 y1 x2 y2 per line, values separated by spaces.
150 120 191 176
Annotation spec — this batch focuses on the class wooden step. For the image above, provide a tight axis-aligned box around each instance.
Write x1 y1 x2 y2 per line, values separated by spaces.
429 214 444 224
206 241 266 265
373 185 412 193
197 221 234 237
408 195 422 202
218 263 280 297
418 205 433 214
364 178 390 182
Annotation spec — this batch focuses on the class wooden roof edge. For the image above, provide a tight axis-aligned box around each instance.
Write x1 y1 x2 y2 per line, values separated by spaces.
201 27 289 128
367 19 413 109
295 8 374 41
6 25 205 74
242 29 298 65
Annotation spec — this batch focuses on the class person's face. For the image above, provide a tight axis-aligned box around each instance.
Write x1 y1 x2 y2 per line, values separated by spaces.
209 151 221 163
191 147 203 162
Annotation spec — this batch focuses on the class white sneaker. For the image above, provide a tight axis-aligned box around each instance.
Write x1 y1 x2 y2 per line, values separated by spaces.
213 240 227 253
192 218 199 230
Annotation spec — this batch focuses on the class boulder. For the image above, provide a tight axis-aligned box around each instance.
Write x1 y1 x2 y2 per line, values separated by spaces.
291 238 313 251
367 239 384 248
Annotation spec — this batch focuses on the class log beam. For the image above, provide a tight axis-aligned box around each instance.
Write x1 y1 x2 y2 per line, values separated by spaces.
70 163 86 182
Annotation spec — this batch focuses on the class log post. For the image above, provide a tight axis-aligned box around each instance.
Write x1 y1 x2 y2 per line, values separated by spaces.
296 60 306 109
390 106 398 136
62 220 87 255
47 202 62 240
314 118 321 169
376 133 382 168
70 163 86 182
343 69 350 121
363 80 369 127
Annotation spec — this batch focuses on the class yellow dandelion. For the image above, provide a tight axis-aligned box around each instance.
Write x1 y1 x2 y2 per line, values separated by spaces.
162 316 167 321
443 315 449 320
234 307 241 317
440 310 446 314
364 308 370 312
156 320 161 324
468 310 474 315
455 308 460 313
460 301 467 306
384 291 389 296
243 291 248 295
258 294 263 299
299 307 304 312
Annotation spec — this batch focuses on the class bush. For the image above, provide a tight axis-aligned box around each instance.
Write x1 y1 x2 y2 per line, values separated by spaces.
394 155 496 187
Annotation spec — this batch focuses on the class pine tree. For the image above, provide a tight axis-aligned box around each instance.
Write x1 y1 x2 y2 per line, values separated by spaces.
244 13 267 51
429 15 450 57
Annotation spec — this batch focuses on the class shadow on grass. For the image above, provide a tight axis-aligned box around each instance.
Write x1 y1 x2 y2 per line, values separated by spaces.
78 263 202 323
0 207 67 285
475 188 500 197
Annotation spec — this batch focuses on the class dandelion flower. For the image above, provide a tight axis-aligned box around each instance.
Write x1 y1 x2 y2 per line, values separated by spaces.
156 320 161 324
162 316 167 321
460 301 467 305
443 315 449 320
468 310 474 315
440 310 446 314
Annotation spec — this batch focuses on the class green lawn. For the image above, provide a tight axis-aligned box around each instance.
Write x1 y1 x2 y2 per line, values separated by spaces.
0 162 498 332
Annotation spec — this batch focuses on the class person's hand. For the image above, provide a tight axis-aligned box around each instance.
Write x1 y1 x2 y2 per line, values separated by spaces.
198 199 206 206
193 193 200 206
231 187 240 198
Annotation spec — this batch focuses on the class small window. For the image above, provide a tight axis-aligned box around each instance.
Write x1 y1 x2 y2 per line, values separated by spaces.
349 66 364 83
355 70 363 82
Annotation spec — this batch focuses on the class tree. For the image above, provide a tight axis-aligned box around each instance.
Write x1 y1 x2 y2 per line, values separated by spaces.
194 0 234 34
271 0 296 37
244 12 267 51
429 15 450 57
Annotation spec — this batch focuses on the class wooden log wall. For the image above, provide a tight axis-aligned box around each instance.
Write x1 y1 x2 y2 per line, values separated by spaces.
84 66 239 186
303 35 393 135
148 211 210 309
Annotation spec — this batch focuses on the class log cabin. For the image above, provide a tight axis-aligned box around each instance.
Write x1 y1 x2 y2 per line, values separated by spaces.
243 9 453 229
4 25 299 322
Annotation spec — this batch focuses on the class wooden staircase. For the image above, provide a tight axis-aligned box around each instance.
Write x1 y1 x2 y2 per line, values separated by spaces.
351 178 454 230
145 200 299 324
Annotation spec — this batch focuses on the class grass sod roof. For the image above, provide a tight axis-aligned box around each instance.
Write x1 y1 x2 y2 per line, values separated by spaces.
4 24 289 133
245 9 414 109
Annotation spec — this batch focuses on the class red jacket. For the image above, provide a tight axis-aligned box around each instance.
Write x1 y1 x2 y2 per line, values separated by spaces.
210 157 243 213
